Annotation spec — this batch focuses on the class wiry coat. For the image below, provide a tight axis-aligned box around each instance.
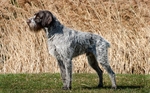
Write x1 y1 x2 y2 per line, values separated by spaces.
27 10 117 90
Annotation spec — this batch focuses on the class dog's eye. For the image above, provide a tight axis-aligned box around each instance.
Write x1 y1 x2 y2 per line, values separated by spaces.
35 15 39 18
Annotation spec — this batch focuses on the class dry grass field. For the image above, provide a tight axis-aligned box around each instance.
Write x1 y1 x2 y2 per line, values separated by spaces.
0 0 150 74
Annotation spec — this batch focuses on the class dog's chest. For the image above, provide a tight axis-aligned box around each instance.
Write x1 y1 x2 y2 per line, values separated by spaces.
47 36 66 57
47 40 56 57
46 34 61 57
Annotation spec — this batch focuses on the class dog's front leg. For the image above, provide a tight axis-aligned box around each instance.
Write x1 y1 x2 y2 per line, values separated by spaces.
57 59 67 89
63 59 72 90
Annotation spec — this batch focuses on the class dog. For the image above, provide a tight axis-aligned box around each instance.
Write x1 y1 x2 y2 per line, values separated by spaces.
26 10 117 90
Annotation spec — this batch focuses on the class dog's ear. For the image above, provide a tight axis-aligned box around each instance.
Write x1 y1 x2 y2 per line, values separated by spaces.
34 12 43 23
41 11 52 27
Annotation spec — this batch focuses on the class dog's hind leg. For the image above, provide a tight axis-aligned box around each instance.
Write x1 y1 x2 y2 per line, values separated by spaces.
101 63 117 89
86 53 103 88
96 48 117 89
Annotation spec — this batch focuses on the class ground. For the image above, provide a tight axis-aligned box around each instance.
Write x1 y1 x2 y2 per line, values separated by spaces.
0 73 149 93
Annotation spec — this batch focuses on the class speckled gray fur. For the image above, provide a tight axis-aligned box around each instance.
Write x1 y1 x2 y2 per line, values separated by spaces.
27 10 117 90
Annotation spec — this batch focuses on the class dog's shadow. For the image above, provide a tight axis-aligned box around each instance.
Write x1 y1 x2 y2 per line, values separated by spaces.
81 85 143 90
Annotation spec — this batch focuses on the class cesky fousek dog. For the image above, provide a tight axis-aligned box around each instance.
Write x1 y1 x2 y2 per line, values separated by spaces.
26 10 117 90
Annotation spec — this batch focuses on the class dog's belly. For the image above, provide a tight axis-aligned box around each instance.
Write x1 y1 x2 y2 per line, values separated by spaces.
72 44 88 57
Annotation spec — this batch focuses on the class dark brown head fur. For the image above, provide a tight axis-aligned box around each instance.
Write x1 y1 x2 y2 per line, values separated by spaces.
27 10 53 31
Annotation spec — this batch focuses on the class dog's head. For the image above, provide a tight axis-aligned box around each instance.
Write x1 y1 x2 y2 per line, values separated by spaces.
27 10 53 31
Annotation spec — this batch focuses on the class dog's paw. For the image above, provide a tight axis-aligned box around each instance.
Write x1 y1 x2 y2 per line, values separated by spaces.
62 86 72 90
97 84 103 88
111 86 117 89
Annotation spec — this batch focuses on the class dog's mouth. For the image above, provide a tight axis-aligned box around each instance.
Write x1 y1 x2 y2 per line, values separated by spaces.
26 19 31 25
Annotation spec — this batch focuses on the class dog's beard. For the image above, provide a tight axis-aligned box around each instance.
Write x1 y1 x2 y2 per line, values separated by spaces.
27 21 42 32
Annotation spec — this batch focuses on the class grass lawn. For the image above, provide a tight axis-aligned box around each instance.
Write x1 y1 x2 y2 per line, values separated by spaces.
0 73 149 93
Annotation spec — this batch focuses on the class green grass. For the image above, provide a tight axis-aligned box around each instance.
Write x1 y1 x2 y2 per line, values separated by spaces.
0 73 149 93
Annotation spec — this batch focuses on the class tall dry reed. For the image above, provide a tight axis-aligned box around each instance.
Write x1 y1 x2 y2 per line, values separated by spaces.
0 0 150 74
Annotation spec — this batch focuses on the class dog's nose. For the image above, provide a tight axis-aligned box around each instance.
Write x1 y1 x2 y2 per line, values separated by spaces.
26 19 31 24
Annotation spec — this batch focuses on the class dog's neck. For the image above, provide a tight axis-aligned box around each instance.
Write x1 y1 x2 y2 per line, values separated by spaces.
44 21 63 39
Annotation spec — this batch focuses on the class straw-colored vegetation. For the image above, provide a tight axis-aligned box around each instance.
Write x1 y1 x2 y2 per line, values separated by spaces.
0 0 150 74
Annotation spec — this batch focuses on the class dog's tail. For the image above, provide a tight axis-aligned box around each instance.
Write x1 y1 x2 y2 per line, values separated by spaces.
106 42 110 48
104 39 110 48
